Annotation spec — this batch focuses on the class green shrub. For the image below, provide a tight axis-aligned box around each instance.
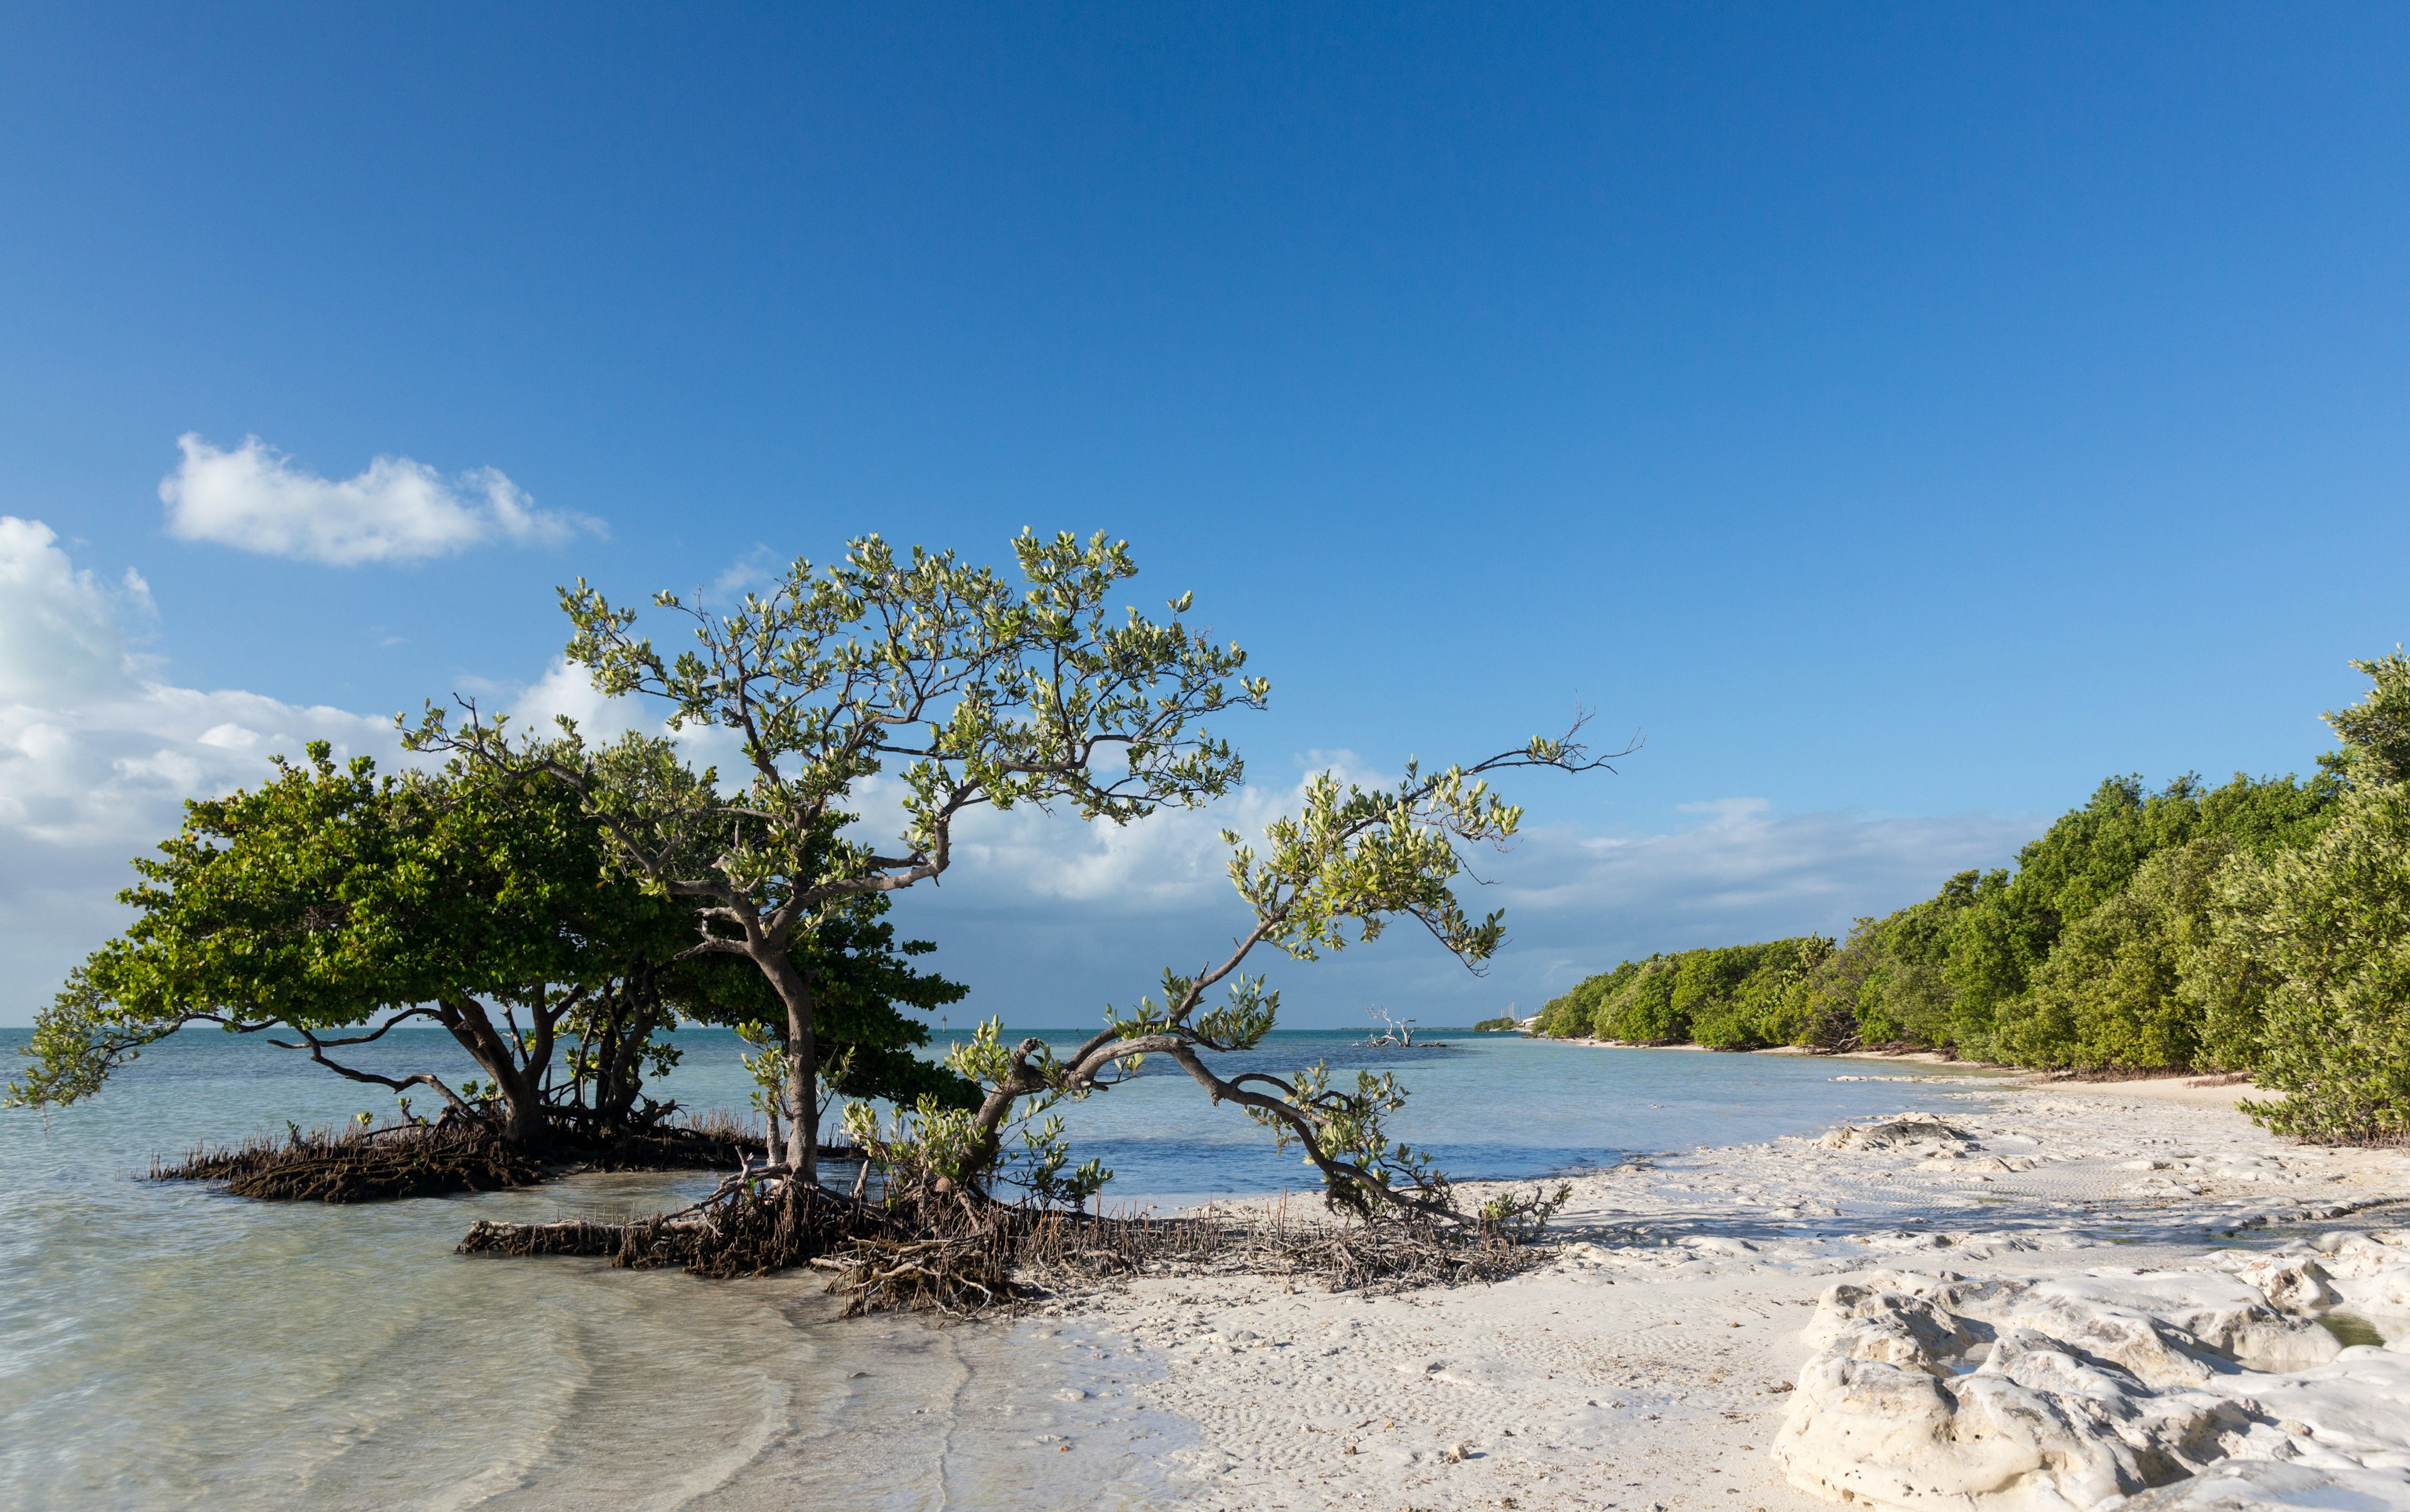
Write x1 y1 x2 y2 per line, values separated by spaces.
2208 781 2410 1142
1942 772 2335 1059
1557 938 1827 1049
1672 948 1755 1046
1680 939 1821 1049
1596 958 1683 1041
1797 872 1981 1050
1995 837 2228 1070
2322 646 2410 788
1533 960 1644 1037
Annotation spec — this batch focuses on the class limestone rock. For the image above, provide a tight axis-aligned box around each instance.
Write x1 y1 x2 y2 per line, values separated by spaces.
1819 1112 1982 1153
2234 1257 2339 1315
2117 1459 2410 1511
1773 1268 2402 1512
2199 1236 2410 1337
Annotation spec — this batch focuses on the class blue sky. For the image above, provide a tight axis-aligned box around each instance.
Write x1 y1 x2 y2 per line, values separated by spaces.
3 5 2404 1026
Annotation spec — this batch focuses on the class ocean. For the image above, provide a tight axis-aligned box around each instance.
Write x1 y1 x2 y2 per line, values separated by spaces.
0 1024 1991 1508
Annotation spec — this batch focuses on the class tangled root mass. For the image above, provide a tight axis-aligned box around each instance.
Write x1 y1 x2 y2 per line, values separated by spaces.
458 1175 1554 1316
153 1118 765 1203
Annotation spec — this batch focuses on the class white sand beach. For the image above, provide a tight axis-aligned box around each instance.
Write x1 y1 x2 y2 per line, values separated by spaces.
1031 1077 2410 1511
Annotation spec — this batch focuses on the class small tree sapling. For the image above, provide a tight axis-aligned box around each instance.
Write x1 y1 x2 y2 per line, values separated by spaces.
862 729 1623 1223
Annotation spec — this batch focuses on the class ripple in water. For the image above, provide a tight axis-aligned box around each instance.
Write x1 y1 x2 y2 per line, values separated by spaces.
0 1026 1985 1506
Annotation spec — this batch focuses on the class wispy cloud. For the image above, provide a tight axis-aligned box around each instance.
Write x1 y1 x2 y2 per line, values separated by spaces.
0 569 2043 1034
707 544 785 602
158 434 603 566
854 761 2043 1030
1483 802 2040 992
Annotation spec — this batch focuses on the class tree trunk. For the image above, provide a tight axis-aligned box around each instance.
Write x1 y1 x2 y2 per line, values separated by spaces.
592 989 661 1128
522 1002 556 1141
763 952 818 1185
499 1070 547 1144
438 997 550 1147
961 1040 1048 1193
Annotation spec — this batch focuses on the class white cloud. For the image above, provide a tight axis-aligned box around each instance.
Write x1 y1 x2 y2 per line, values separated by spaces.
1492 803 2038 965
0 516 153 703
869 761 2043 1029
0 518 394 1017
0 545 2044 1034
495 657 749 778
158 434 602 566
508 657 638 739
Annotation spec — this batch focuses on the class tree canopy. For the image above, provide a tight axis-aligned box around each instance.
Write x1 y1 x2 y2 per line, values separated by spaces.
8 740 973 1147
2324 646 2410 788
13 742 673 1139
411 529 1267 1181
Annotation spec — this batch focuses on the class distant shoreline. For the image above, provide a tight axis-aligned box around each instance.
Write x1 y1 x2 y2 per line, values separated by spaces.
1545 1034 1981 1068
1538 1033 2280 1104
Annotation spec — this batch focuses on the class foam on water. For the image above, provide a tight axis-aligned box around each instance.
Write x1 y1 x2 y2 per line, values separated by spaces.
0 1026 1985 1506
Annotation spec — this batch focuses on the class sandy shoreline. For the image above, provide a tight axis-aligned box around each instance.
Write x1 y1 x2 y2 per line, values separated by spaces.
1561 1036 2283 1102
1026 1074 2410 1510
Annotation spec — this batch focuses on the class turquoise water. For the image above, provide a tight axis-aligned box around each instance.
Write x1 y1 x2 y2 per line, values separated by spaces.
0 1025 1986 1508
992 1027 2001 1207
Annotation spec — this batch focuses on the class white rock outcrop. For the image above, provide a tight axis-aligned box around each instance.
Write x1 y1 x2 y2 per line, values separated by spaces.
1773 1234 2410 1512
1818 1111 1983 1153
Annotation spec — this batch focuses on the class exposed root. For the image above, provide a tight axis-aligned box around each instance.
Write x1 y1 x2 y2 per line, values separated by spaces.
459 1171 884 1277
570 1123 766 1174
456 1177 1555 1316
812 1231 1021 1316
152 1117 771 1203
825 1199 1548 1314
158 1123 552 1201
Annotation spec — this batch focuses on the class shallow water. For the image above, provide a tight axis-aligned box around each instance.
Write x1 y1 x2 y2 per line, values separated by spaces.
0 1025 1984 1508
1012 1029 2010 1209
